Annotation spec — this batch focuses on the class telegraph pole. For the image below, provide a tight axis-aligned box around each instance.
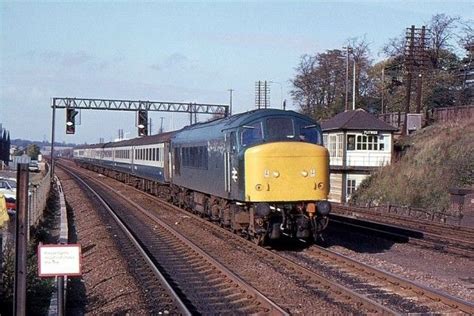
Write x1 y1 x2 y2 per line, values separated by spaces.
352 60 356 110
403 25 429 133
255 81 270 109
14 164 29 316
159 117 164 134
50 100 56 181
344 46 351 111
404 25 415 135
415 26 427 114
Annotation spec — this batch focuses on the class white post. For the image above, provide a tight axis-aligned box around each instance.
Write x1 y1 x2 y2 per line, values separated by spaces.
352 60 356 110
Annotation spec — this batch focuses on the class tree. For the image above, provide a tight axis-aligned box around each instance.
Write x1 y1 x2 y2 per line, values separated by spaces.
291 37 374 120
26 144 41 160
428 14 460 69
291 50 346 120
380 13 466 112
345 37 373 106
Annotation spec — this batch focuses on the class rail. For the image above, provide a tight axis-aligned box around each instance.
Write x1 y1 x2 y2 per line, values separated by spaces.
59 165 192 315
59 163 284 314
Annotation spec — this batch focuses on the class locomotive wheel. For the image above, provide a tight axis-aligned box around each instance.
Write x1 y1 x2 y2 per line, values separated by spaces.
251 234 266 246
312 217 329 244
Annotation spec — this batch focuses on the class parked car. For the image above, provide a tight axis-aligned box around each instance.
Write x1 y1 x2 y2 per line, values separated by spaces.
29 160 40 172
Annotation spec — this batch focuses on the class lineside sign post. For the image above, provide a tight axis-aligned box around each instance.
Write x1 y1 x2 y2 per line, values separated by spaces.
38 244 82 276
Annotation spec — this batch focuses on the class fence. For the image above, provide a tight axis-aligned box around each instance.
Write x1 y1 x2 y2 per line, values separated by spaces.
432 105 474 123
29 167 51 228
356 203 463 226
379 105 474 130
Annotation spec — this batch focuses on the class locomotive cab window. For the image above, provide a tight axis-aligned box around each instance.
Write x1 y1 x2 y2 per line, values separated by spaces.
240 121 263 147
295 120 322 144
266 117 294 141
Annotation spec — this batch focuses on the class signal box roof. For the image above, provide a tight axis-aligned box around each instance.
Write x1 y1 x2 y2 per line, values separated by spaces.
320 109 398 132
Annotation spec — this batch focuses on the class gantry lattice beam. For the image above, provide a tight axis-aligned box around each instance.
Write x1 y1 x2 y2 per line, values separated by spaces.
52 97 230 116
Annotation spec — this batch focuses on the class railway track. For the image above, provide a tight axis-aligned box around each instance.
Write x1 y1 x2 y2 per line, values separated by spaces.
61 160 474 314
59 163 286 315
332 204 474 258
287 246 474 314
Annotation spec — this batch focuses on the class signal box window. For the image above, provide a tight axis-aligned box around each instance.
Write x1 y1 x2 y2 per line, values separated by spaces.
356 135 379 151
347 179 356 196
347 135 356 150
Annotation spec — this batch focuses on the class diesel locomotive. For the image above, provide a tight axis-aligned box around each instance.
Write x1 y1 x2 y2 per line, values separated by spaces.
74 109 331 244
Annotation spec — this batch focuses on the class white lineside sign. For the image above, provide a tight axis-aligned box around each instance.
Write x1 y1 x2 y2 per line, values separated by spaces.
38 244 82 277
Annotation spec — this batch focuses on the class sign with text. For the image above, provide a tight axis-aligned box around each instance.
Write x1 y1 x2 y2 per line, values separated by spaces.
363 130 378 135
38 244 82 277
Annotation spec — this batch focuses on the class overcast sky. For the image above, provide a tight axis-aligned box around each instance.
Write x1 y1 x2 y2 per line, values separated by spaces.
1 1 472 144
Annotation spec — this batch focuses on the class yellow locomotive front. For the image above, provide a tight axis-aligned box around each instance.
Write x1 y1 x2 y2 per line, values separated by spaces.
236 112 331 243
244 142 329 202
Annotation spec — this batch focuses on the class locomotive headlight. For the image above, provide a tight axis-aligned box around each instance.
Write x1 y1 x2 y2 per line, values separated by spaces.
272 171 280 178
301 170 308 177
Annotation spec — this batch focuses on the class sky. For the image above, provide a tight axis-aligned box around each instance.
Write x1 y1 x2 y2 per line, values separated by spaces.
0 1 472 144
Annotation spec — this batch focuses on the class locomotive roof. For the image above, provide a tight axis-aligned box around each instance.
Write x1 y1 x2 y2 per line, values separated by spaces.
217 108 314 130
74 109 317 149
173 108 316 143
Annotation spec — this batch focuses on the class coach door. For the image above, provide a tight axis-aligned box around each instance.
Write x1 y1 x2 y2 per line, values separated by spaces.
163 142 171 182
224 132 239 198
